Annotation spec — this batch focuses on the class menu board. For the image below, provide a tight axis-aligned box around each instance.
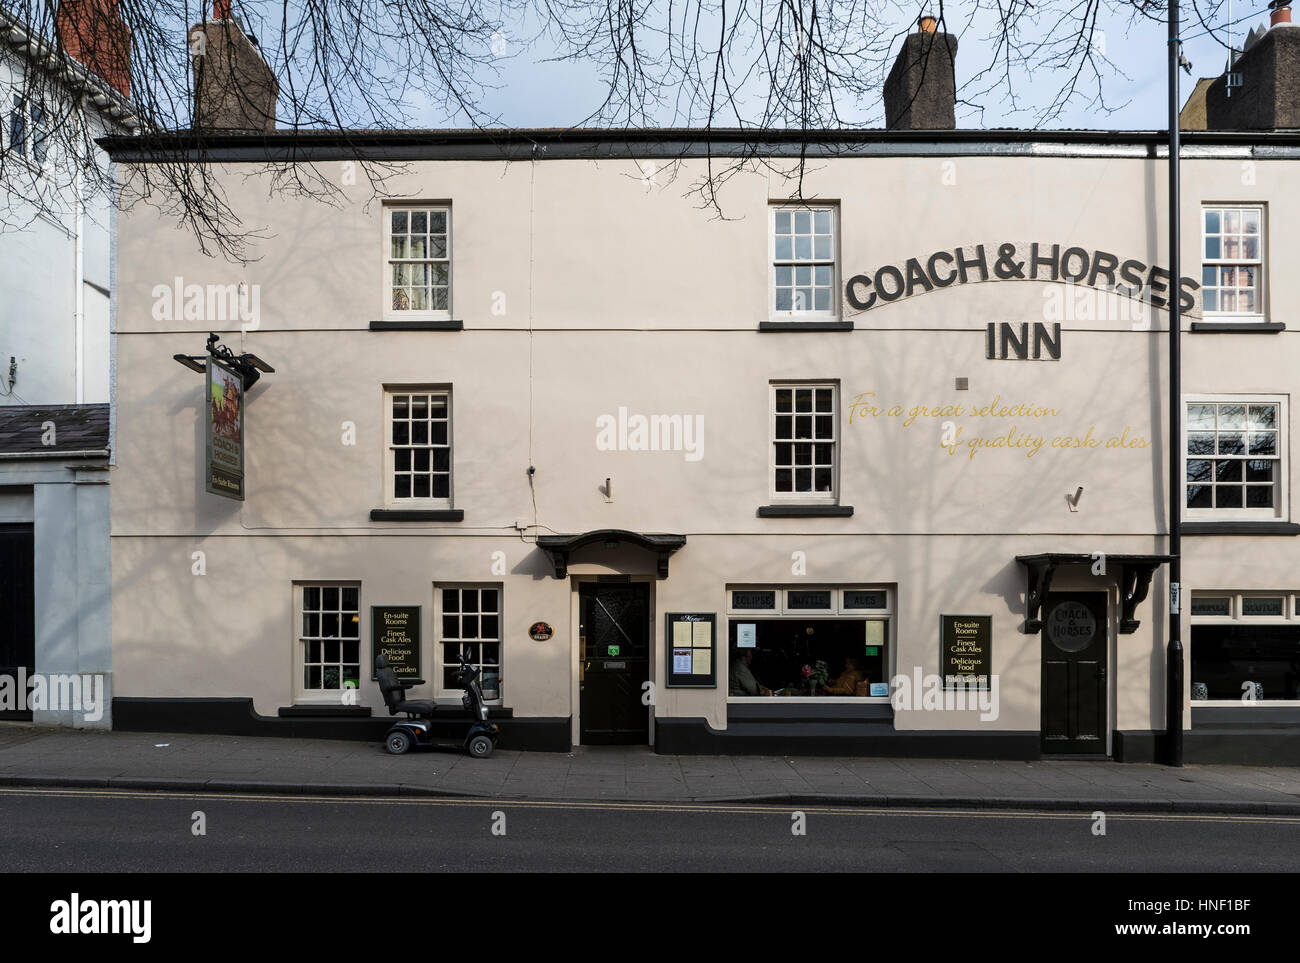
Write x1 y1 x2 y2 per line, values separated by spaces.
665 613 717 688
372 605 421 679
941 614 992 690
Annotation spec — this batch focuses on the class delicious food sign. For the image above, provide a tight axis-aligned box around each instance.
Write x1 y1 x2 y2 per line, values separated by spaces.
372 605 421 679
844 242 1199 313
205 357 244 500
941 615 993 690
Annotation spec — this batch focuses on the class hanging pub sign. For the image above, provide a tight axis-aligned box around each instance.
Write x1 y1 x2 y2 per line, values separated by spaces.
666 613 717 688
941 614 993 690
205 356 245 500
372 605 421 679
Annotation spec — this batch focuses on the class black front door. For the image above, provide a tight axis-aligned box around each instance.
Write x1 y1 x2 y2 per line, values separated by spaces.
1041 591 1109 754
0 525 35 721
579 583 650 745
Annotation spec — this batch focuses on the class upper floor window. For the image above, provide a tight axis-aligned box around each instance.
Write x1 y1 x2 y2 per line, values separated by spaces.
386 389 452 506
1185 396 1287 519
771 383 838 500
1202 205 1263 319
386 206 450 316
6 94 47 165
771 205 837 318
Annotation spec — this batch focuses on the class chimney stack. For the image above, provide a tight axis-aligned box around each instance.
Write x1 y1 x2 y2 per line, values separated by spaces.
56 0 132 98
190 0 278 132
1204 3 1299 130
883 15 958 130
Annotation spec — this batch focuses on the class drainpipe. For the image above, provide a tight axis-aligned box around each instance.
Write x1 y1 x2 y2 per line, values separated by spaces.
74 107 85 404
1166 0 1185 767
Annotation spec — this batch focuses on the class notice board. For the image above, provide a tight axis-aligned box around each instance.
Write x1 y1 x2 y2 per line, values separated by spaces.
941 614 992 690
372 605 421 679
665 613 717 688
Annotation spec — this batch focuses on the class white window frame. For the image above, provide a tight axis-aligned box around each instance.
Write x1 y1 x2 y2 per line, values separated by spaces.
1201 204 1265 322
383 203 452 320
294 581 363 705
1190 590 1300 706
1184 394 1288 522
433 583 503 706
384 386 453 509
726 584 894 704
770 381 839 503
770 203 839 320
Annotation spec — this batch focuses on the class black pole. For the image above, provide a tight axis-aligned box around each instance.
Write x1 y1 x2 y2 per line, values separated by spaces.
1166 0 1185 766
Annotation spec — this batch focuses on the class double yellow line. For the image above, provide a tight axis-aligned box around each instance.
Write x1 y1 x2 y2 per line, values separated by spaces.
1 785 1296 824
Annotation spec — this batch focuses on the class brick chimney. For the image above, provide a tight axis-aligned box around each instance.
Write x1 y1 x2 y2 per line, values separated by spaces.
883 15 958 130
189 1 278 132
56 0 132 98
1204 4 1300 129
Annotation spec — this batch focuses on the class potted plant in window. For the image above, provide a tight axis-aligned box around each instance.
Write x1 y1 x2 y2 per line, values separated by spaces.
802 660 829 696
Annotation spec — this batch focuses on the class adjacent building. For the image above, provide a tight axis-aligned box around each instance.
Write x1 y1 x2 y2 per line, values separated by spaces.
0 0 135 725
98 14 1300 761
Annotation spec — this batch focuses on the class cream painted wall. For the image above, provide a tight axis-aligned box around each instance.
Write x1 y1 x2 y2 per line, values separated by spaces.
110 149 1300 736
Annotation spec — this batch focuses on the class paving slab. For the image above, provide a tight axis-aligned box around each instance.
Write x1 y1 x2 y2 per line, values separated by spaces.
0 725 1298 813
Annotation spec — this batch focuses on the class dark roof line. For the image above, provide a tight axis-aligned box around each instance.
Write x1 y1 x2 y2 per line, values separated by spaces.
96 125 1300 162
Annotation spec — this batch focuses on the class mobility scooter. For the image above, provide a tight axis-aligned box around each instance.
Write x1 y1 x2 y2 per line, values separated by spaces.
376 652 499 758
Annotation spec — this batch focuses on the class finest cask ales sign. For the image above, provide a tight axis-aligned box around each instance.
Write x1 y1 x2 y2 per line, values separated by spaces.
372 606 421 679
941 614 993 690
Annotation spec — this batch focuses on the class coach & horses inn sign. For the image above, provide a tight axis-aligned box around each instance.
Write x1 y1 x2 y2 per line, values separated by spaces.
844 242 1198 313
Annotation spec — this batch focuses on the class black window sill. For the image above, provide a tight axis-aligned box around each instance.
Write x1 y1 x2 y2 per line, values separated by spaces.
369 319 464 331
757 504 854 517
1181 521 1300 536
278 705 372 717
370 509 465 522
758 321 854 332
1189 321 1285 333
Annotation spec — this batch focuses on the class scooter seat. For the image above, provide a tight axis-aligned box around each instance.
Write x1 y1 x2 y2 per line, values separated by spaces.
393 700 435 717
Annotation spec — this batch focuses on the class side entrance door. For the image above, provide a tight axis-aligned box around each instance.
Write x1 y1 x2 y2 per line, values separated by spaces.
1040 591 1109 754
0 525 35 721
579 582 650 745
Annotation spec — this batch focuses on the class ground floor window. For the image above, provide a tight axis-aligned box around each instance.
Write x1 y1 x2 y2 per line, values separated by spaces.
436 584 501 702
1191 592 1300 702
298 583 361 696
727 586 891 699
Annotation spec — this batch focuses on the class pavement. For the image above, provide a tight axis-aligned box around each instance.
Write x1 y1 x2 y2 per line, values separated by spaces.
2 723 1299 814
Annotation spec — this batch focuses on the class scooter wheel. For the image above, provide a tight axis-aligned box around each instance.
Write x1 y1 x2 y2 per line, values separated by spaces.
468 735 494 759
386 731 412 755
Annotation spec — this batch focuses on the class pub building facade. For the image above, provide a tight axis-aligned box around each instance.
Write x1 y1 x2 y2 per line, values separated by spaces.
100 12 1300 762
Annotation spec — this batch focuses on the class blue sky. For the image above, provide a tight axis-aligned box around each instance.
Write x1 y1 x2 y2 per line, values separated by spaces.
458 1 1261 131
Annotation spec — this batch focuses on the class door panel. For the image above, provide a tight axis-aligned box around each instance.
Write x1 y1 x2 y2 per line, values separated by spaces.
0 526 35 721
1040 591 1108 753
579 583 650 745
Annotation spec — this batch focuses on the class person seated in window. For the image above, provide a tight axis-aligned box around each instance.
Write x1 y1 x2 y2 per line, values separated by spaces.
730 649 772 697
822 656 866 696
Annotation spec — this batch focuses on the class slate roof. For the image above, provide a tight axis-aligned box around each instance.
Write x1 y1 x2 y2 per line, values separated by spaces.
0 404 110 455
